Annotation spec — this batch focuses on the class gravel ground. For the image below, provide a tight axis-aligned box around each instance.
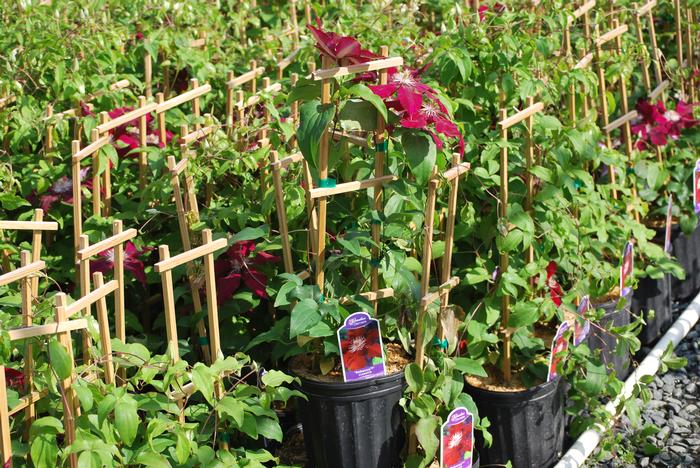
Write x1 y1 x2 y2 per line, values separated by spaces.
593 305 700 467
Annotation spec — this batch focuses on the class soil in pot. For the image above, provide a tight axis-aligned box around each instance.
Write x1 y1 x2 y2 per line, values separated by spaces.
632 273 672 346
465 370 565 468
290 343 410 468
589 292 632 379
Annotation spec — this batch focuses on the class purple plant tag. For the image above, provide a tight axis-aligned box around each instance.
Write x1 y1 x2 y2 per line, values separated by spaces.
547 321 569 382
664 195 673 254
573 295 590 346
337 312 386 382
694 160 700 214
619 241 634 297
440 407 474 468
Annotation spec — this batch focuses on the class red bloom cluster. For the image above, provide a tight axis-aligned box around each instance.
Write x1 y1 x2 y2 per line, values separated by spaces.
546 261 564 307
478 2 506 21
214 241 279 304
38 167 92 212
91 240 152 287
4 368 24 390
307 22 464 154
340 324 383 371
632 99 698 150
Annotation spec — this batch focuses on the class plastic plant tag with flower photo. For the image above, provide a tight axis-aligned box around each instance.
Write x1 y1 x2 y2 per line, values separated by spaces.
664 195 673 254
619 241 634 297
573 295 590 346
440 407 474 468
547 321 569 382
337 312 386 382
694 159 700 214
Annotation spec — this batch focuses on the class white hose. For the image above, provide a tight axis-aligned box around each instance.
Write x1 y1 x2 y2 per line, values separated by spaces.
555 290 700 468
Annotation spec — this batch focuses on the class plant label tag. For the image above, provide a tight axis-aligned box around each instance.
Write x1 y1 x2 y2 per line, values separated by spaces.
337 312 386 382
547 321 569 382
573 295 590 346
694 159 700 214
619 241 634 296
440 407 474 468
664 195 673 254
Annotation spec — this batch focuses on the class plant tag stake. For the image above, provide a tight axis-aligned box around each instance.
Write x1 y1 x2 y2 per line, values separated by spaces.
619 241 634 297
547 321 569 382
664 195 673 255
694 159 700 214
337 312 386 382
440 407 474 468
573 295 590 346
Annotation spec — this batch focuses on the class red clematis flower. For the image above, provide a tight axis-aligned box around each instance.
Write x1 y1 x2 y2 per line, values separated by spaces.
214 241 279 304
4 368 24 390
442 419 473 466
339 325 382 371
307 19 381 66
478 2 506 21
632 99 698 149
91 241 152 287
38 167 92 212
546 261 563 307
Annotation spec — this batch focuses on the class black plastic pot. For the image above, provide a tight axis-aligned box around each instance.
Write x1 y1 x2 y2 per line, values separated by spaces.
588 297 631 379
292 369 406 468
464 377 565 468
632 273 672 346
671 223 700 302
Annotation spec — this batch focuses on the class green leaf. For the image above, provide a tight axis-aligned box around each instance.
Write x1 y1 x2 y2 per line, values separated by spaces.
231 225 268 243
297 100 336 177
218 396 245 427
509 302 540 328
261 370 295 387
431 240 445 260
134 451 172 468
31 433 59 467
287 77 321 103
114 395 139 446
48 339 72 380
289 298 321 338
191 363 216 405
0 193 30 210
453 357 488 377
73 379 94 411
175 430 190 465
404 363 424 393
257 416 283 442
348 84 387 123
415 415 439 461
402 131 436 186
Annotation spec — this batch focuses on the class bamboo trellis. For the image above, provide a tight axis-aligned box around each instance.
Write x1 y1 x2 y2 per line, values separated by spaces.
166 153 213 364
497 99 545 384
0 263 115 468
75 221 136 372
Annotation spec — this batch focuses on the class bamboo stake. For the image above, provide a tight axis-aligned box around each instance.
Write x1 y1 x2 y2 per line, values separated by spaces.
270 151 294 274
249 60 257 94
20 251 35 439
144 44 152 99
78 235 92 365
687 9 696 103
674 0 685 96
525 97 535 266
498 107 511 384
139 96 148 190
291 73 299 122
158 245 180 363
633 4 653 94
647 5 663 87
157 92 166 145
191 79 201 132
93 272 115 385
594 26 618 199
45 104 54 157
370 46 389 313
98 113 111 216
72 141 83 262
315 56 332 291
226 71 234 136
30 209 44 298
415 168 439 370
305 0 312 25
54 293 78 468
166 155 212 364
90 129 102 215
112 221 126 361
290 0 300 48
0 366 12 466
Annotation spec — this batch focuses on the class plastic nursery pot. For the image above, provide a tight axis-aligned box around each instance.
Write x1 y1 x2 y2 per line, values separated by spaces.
632 273 672 346
290 367 406 468
588 296 631 379
671 223 700 303
464 377 565 468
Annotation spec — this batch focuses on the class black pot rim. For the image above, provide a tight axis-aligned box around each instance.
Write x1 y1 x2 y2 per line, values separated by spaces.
290 362 406 396
464 375 560 402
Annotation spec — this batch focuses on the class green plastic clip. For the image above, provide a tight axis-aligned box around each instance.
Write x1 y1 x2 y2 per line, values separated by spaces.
369 258 381 268
375 140 388 152
198 336 210 345
432 337 448 351
218 432 231 443
319 178 337 188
